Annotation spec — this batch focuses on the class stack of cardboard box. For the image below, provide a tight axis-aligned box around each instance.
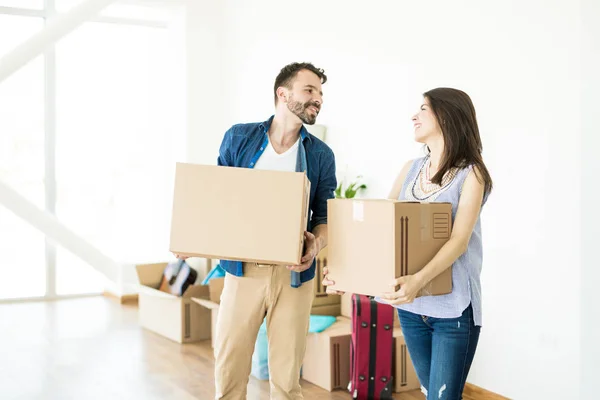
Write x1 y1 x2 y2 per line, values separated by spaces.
135 163 452 394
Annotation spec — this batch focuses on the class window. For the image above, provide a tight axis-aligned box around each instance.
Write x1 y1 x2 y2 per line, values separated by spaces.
0 5 185 300
56 1 173 24
0 1 43 9
0 14 46 300
54 21 184 293
0 205 47 299
0 15 45 208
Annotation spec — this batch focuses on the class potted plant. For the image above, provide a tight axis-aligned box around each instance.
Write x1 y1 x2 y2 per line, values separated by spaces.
334 175 367 199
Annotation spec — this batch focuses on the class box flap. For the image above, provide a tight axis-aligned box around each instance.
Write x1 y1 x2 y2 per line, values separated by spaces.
136 284 176 299
135 259 209 300
208 278 225 303
135 262 168 287
192 297 220 310
182 284 209 299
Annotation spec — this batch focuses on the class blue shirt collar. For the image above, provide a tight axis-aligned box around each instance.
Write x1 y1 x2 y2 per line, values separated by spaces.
259 115 312 143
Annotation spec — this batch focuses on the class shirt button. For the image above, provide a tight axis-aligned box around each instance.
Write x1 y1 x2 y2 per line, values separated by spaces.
260 147 264 150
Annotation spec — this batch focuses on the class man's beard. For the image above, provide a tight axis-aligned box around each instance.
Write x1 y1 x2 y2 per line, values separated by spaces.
288 98 319 125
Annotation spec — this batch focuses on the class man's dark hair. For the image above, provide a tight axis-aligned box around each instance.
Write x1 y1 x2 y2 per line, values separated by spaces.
273 62 327 104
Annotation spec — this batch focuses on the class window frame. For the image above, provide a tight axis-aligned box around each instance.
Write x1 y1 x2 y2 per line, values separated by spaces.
0 0 180 303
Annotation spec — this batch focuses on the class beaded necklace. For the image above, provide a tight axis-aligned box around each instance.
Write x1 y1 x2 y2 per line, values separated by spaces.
408 156 458 201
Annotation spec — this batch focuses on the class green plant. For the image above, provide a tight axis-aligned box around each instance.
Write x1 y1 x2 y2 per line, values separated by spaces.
335 175 367 199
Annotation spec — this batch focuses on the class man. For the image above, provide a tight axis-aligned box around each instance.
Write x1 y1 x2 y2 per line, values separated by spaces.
180 62 336 399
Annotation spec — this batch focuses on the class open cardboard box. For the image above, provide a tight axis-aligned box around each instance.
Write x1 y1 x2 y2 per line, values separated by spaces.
191 277 225 348
327 199 453 298
170 163 310 265
136 262 211 343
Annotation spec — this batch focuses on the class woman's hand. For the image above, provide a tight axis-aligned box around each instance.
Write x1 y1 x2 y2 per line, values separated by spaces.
322 266 345 295
381 274 425 305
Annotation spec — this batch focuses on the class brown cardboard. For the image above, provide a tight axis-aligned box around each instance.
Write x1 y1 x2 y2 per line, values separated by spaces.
170 163 310 265
135 263 211 343
192 276 225 347
209 277 225 304
327 199 453 298
312 247 341 308
341 292 352 318
393 328 420 392
302 318 352 391
311 303 341 316
192 298 220 348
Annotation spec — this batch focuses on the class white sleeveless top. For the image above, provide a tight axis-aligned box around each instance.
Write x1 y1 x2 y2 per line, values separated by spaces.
395 156 488 326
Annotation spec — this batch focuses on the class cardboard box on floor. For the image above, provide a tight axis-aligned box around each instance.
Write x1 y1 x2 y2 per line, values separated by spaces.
327 199 453 298
393 328 420 393
302 317 352 391
170 163 310 265
136 263 211 344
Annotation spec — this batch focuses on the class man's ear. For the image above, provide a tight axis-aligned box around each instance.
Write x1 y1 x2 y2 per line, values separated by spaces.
276 86 289 104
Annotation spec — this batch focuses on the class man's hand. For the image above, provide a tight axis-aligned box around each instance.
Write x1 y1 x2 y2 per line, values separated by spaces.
322 266 344 295
172 252 189 260
287 231 319 273
380 274 424 305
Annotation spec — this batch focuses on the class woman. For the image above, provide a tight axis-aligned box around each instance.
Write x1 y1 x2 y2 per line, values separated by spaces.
324 87 492 400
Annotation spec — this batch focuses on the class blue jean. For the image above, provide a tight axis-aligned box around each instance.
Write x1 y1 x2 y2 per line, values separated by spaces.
397 304 480 400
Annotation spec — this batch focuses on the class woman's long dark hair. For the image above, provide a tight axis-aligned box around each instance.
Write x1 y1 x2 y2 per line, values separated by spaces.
424 87 493 196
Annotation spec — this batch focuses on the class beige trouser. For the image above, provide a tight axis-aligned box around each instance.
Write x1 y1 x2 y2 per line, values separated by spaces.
214 263 315 400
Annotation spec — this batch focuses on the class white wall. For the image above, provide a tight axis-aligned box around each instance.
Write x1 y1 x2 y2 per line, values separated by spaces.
185 0 226 165
186 1 585 398
580 0 599 397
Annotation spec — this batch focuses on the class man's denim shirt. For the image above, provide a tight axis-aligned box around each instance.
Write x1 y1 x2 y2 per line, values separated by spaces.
217 115 337 284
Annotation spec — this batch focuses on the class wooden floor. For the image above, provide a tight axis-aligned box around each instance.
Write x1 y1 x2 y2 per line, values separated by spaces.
0 297 479 400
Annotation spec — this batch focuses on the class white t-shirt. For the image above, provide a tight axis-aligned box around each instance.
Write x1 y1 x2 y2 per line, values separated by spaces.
253 137 299 172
